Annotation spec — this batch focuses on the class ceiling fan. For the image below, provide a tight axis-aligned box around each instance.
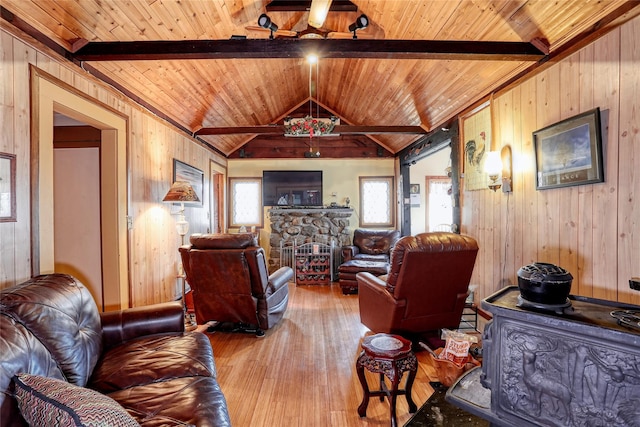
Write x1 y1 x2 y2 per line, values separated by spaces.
246 0 371 39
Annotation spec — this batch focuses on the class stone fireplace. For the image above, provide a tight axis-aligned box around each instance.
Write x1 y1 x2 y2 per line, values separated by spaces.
267 207 353 274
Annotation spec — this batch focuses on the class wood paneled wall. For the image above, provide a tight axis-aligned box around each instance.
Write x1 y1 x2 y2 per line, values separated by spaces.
462 15 639 306
0 23 226 307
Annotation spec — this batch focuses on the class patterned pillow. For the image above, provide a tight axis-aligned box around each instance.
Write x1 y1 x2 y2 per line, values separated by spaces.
13 373 139 427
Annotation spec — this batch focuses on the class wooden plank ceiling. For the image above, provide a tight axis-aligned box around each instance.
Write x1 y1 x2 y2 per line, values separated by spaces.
3 0 639 158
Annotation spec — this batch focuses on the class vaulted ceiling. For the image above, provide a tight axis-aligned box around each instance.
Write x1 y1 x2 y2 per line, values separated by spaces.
3 1 639 158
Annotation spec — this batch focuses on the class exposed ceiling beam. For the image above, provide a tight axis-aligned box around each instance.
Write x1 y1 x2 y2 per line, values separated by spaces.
266 0 358 12
72 39 547 62
196 125 428 136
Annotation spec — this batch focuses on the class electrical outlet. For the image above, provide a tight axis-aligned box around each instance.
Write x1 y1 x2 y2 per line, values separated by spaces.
630 277 640 291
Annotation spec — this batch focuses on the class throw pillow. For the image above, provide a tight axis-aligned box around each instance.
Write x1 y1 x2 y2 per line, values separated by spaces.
13 373 140 427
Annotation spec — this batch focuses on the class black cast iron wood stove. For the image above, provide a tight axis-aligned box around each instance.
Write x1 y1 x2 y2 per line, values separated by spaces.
446 265 640 427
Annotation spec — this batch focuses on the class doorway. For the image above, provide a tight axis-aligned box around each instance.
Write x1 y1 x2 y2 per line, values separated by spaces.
210 160 226 234
31 67 129 311
210 171 224 234
53 122 104 310
408 146 452 234
425 176 453 231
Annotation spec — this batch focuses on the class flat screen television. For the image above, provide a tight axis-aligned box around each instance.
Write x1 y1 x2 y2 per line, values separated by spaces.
263 170 323 206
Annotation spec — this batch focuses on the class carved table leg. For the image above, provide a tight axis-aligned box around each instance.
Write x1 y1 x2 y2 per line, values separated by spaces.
379 373 386 401
356 352 370 417
389 366 400 427
405 361 418 413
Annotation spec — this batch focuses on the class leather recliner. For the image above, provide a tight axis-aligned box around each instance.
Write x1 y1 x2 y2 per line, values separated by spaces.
341 228 401 263
180 233 293 335
357 232 478 337
338 229 401 294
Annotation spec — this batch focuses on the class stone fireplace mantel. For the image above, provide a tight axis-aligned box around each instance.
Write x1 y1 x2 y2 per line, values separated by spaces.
269 207 353 215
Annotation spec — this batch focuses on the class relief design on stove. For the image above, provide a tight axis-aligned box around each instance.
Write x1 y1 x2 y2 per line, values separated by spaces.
496 324 640 426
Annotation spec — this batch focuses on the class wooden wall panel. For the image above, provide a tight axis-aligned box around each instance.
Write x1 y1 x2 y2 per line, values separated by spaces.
465 16 640 306
535 68 561 267
0 25 227 308
617 15 640 305
592 31 621 302
0 30 16 284
576 43 597 299
557 54 580 296
13 38 34 285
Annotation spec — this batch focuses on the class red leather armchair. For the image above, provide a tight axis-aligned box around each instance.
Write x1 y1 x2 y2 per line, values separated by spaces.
357 232 478 337
180 233 293 336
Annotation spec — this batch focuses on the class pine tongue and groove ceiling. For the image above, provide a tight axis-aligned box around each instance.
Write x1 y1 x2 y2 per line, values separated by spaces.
2 1 639 158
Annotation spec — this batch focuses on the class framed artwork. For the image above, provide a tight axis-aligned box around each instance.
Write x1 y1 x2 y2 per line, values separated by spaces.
173 159 204 206
461 103 492 191
0 152 17 222
533 108 604 190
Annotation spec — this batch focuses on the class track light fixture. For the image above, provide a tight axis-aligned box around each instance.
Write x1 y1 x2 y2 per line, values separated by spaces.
258 13 278 39
348 14 369 39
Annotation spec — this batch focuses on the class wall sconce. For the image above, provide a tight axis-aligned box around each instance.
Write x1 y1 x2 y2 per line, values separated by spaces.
258 13 278 39
484 145 512 193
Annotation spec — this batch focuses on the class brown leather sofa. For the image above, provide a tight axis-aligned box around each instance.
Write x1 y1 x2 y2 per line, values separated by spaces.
338 229 401 294
180 233 293 336
357 232 478 339
0 274 231 426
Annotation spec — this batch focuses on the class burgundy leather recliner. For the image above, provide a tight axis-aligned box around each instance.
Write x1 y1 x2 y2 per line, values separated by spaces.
357 232 478 338
180 233 293 336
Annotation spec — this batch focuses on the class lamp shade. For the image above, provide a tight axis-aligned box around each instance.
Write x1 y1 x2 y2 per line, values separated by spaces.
484 151 502 177
162 181 200 203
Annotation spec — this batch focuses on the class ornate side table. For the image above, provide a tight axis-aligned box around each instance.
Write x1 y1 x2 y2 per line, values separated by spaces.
356 333 418 427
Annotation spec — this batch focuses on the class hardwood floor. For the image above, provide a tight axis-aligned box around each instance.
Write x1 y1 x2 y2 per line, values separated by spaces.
197 282 439 427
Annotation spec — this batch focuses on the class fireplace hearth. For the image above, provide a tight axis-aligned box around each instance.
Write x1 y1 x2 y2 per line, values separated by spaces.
447 286 640 427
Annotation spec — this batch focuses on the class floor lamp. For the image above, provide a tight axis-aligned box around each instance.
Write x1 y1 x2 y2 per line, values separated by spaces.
163 181 199 331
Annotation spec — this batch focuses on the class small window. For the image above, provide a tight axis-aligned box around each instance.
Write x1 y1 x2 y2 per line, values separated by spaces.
359 176 395 227
228 177 262 228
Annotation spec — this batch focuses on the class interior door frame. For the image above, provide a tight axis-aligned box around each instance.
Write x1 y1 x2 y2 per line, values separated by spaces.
425 175 453 232
209 159 226 234
30 66 130 310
